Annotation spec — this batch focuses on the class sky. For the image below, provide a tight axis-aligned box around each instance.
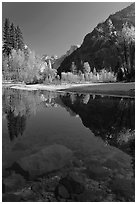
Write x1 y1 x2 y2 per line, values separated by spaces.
2 2 132 57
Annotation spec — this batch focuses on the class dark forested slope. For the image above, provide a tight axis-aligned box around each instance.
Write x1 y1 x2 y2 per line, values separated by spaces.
58 3 135 78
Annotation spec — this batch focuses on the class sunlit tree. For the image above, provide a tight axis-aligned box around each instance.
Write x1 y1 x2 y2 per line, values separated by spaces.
71 62 77 74
118 23 135 81
83 62 91 73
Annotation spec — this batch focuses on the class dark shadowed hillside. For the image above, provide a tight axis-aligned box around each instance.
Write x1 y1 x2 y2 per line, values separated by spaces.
58 3 135 78
52 45 79 70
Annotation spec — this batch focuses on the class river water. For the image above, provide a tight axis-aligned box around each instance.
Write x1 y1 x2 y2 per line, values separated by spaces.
2 88 135 201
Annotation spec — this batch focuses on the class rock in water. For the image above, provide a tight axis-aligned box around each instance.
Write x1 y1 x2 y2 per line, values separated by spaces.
17 144 73 177
2 193 22 202
3 173 25 192
55 175 85 201
56 184 71 200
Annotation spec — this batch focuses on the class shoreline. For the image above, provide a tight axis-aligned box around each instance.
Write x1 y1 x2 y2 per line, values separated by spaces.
2 82 98 91
2 82 135 97
62 82 135 97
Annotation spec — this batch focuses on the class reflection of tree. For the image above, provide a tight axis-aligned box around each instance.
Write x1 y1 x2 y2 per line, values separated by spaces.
40 91 59 107
2 88 42 141
60 93 135 155
70 93 77 104
81 94 90 104
2 88 62 141
7 110 26 141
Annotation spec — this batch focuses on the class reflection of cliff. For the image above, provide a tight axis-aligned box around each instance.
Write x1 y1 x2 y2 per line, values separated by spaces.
60 93 135 154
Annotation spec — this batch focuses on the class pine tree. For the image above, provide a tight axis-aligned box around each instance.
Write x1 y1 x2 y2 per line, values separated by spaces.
9 23 17 50
3 18 11 56
15 26 24 50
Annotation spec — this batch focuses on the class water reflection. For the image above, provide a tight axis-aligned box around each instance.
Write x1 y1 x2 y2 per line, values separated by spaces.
2 88 135 154
59 92 135 175
2 88 135 201
60 93 135 154
2 88 60 141
7 110 26 141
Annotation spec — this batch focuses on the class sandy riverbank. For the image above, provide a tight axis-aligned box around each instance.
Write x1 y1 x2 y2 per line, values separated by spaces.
2 82 100 91
2 82 135 97
62 82 135 97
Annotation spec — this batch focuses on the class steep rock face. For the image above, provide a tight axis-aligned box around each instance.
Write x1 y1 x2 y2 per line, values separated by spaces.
58 3 135 75
52 45 79 70
41 55 58 69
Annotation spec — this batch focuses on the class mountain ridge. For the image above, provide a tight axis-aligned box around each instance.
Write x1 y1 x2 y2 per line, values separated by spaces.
57 3 135 79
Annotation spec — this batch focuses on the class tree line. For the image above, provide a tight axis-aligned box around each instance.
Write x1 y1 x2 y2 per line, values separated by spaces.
2 18 134 84
2 18 59 84
3 18 24 56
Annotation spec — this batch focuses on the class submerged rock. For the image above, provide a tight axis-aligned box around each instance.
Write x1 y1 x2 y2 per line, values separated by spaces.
84 162 110 181
55 175 85 201
5 162 29 180
3 173 26 192
109 177 135 201
17 144 73 178
2 193 23 202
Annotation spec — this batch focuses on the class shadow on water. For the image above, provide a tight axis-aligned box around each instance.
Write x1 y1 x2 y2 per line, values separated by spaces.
2 88 135 201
